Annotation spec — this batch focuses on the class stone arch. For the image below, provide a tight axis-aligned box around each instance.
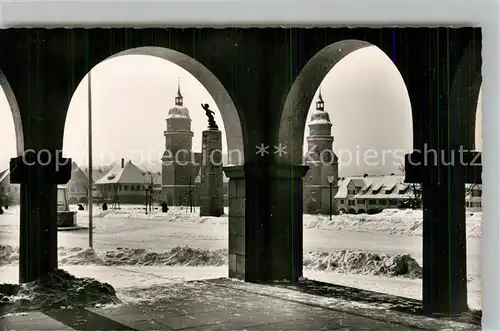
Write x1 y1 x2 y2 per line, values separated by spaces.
100 47 245 165
278 39 412 165
0 70 24 156
475 86 482 150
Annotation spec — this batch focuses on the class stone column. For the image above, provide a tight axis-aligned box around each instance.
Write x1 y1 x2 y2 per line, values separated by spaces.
200 129 224 217
223 166 245 280
225 162 309 283
10 152 72 283
266 163 309 282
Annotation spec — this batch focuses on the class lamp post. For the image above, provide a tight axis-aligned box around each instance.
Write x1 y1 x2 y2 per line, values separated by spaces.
143 171 160 214
142 172 148 215
188 175 194 213
147 185 153 213
327 175 335 220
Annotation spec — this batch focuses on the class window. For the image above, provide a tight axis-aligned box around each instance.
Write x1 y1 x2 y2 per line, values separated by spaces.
385 188 393 194
358 199 364 204
340 199 345 204
348 189 356 195
348 200 355 206
0 187 3 193
472 190 482 197
368 199 376 205
379 199 385 205
124 185 128 191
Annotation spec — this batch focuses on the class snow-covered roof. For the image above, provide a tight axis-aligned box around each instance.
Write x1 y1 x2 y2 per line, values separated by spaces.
334 174 419 200
94 160 160 185
0 169 9 184
167 105 191 120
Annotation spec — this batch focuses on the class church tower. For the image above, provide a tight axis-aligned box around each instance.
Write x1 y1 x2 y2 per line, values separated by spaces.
303 89 339 214
161 80 197 206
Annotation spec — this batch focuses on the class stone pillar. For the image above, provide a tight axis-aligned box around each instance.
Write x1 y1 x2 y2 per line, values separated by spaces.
200 129 224 217
227 162 309 283
10 152 72 283
223 166 245 280
266 164 309 282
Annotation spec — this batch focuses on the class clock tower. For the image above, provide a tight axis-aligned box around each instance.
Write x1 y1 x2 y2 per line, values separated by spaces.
303 89 339 214
161 81 197 205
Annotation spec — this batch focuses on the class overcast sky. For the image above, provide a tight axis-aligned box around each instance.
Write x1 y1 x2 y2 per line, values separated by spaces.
0 46 482 176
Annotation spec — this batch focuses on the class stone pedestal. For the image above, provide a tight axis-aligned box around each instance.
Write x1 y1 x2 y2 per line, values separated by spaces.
200 129 224 217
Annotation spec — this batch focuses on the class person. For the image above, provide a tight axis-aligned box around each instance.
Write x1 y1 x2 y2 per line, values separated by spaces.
161 201 169 213
102 202 108 211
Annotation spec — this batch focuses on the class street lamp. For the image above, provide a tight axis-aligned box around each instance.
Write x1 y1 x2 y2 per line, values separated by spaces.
147 184 153 214
327 175 335 220
143 171 161 214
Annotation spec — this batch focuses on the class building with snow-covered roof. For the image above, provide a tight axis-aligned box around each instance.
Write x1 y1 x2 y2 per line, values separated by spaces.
334 174 417 214
94 158 162 204
465 183 482 211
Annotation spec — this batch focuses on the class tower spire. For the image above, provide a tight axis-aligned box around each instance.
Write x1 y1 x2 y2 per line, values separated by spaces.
175 77 183 106
316 88 325 111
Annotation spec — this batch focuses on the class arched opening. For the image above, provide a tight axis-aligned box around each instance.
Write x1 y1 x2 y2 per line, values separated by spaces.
281 39 482 311
347 208 356 214
0 70 24 285
280 39 426 308
59 47 244 294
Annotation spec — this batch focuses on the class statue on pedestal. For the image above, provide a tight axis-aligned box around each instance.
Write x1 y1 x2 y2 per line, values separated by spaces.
201 103 219 130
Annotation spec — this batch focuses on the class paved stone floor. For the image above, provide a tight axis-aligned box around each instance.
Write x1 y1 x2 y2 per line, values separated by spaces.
0 278 480 331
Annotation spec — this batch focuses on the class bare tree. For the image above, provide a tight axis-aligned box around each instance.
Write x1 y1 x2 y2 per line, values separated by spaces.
399 162 478 209
398 163 422 209
0 191 11 206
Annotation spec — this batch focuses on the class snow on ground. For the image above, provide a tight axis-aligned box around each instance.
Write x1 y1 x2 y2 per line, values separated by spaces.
304 208 482 238
0 204 483 312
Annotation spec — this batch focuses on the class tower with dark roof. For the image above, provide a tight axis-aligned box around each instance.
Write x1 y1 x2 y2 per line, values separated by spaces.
161 80 198 206
303 89 339 214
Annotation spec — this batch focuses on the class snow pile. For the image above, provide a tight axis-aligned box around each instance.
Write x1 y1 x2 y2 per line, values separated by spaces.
59 246 228 267
0 269 119 314
303 250 422 278
77 205 227 224
0 245 422 279
303 209 482 238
